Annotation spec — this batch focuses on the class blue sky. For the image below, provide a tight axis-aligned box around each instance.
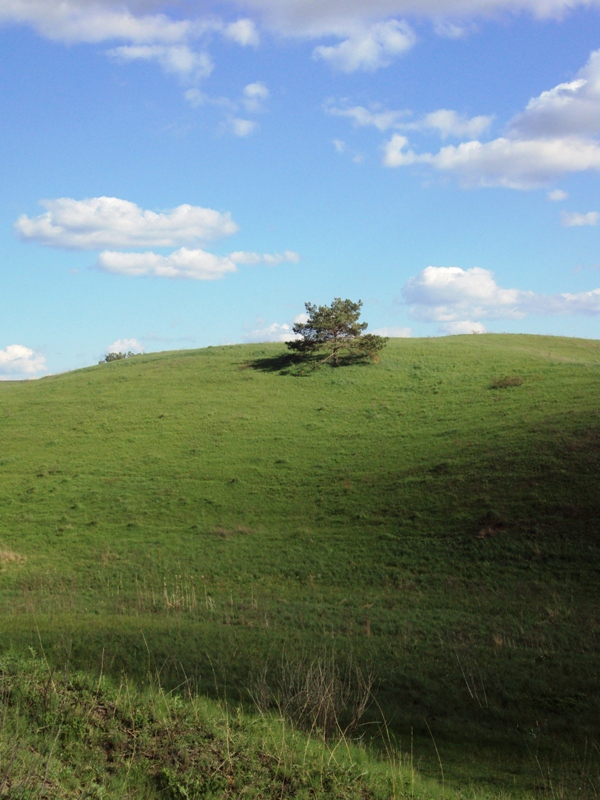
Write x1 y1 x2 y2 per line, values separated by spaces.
2 0 600 378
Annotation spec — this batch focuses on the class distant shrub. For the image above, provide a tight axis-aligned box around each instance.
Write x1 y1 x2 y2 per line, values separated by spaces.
490 375 523 389
100 351 136 363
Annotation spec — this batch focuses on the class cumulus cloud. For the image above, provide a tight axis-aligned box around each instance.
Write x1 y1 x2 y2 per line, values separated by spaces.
382 48 600 188
97 248 238 280
325 100 409 131
371 326 412 337
0 2 199 45
509 51 600 140
231 0 600 37
0 344 46 380
402 266 600 328
96 247 299 279
325 100 492 139
419 109 493 139
242 81 269 112
107 44 213 80
224 18 260 46
244 322 299 342
403 266 525 322
313 20 416 72
440 320 487 334
548 189 568 201
229 117 258 136
107 338 145 354
383 132 600 188
16 197 238 250
561 210 600 226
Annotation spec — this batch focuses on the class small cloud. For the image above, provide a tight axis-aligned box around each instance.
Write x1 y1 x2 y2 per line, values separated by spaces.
440 320 486 334
107 338 145 354
313 19 415 73
184 88 206 107
243 81 269 113
294 313 309 324
223 18 260 47
433 19 477 39
548 189 568 201
0 344 46 380
371 326 412 337
326 99 491 139
333 139 346 153
419 109 492 140
230 250 300 266
244 322 299 343
561 210 600 226
230 118 257 137
107 44 213 81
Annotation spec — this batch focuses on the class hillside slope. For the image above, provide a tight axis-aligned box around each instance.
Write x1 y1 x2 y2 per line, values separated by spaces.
0 334 599 797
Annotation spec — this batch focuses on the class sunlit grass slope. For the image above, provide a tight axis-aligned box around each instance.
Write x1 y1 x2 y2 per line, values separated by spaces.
1 334 599 797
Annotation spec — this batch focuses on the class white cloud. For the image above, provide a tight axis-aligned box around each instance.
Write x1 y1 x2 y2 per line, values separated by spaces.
96 247 299 279
509 51 600 139
440 320 487 334
403 266 524 321
244 322 299 342
184 87 207 107
107 338 145 354
96 248 238 280
433 19 476 38
561 210 600 226
371 326 412 337
224 18 260 46
382 48 600 188
0 344 46 380
326 100 492 139
313 20 416 72
16 197 238 250
230 250 301 265
548 189 568 201
242 81 269 112
402 265 600 324
2 0 600 56
108 44 213 80
230 0 600 37
419 109 493 139
230 117 258 136
325 100 409 131
383 133 600 189
0 2 199 45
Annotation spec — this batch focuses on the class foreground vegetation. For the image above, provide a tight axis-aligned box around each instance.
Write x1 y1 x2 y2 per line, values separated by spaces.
0 334 599 797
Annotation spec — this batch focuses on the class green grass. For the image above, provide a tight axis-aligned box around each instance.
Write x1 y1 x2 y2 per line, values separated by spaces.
0 334 599 797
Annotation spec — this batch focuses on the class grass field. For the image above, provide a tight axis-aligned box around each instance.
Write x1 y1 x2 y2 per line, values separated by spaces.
0 334 599 797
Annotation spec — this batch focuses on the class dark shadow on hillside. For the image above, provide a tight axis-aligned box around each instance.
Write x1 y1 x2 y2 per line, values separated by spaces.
245 353 374 375
244 352 299 374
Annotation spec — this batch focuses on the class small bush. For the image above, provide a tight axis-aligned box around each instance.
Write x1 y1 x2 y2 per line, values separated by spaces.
250 653 374 739
490 375 523 389
100 351 136 363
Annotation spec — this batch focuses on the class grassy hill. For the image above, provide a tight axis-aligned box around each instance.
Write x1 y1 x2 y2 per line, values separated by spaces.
0 334 599 798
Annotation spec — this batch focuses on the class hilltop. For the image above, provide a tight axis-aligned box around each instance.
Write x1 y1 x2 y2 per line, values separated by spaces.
0 334 599 798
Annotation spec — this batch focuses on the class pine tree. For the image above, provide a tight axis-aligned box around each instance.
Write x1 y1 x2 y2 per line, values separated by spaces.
287 298 388 366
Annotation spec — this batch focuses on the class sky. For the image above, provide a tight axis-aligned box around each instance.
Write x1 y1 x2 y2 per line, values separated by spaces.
2 0 600 379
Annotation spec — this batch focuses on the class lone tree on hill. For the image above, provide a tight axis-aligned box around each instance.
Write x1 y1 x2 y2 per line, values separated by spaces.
287 298 388 366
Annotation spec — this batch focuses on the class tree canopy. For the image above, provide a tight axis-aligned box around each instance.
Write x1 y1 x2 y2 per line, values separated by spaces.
287 298 388 366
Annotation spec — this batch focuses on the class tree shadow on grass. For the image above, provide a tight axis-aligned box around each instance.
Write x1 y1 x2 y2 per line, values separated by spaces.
245 352 372 376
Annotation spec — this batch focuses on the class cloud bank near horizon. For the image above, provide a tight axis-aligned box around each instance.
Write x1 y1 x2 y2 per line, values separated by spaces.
403 266 600 333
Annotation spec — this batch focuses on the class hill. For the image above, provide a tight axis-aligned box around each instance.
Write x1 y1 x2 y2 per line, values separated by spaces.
0 334 599 797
